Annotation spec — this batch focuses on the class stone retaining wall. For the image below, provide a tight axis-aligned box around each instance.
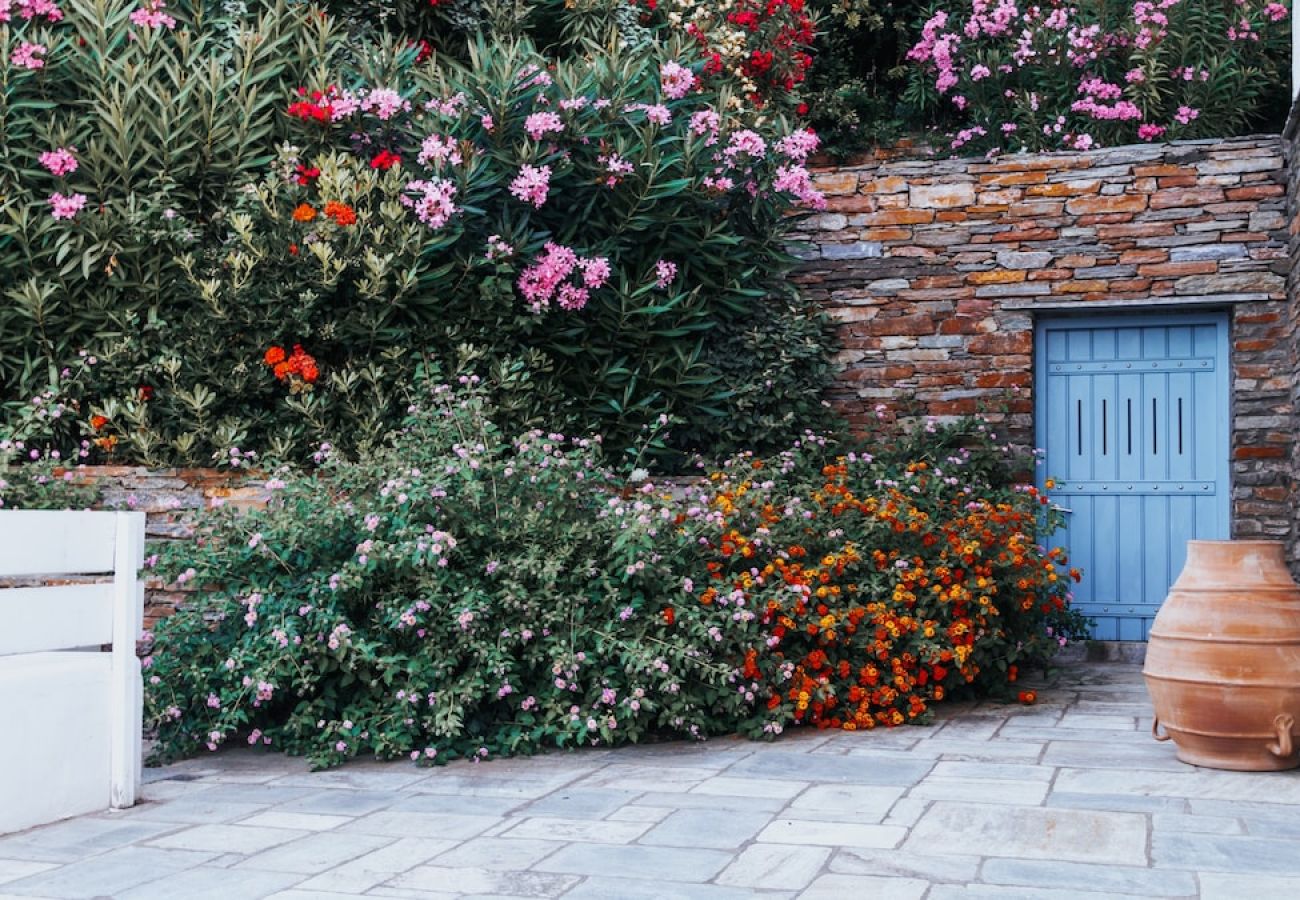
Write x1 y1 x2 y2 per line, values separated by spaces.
70 467 268 627
792 135 1292 549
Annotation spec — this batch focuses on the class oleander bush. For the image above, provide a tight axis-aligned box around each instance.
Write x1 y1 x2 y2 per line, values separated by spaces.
143 377 1088 767
2 2 833 468
904 0 1291 155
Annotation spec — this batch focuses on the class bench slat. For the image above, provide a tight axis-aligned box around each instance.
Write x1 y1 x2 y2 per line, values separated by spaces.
0 584 115 655
0 510 120 577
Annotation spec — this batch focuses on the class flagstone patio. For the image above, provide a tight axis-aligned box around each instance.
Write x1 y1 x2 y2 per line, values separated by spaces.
2 660 1299 899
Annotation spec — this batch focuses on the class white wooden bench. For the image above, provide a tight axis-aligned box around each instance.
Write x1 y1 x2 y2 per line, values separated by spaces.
0 510 146 834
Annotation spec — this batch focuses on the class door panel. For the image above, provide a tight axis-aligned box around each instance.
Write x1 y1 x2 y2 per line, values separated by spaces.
1036 314 1230 640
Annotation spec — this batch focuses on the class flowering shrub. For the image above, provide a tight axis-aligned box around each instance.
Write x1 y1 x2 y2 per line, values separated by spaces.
143 378 758 766
143 378 1086 767
904 0 1291 155
162 32 831 462
2 4 834 467
686 435 1089 734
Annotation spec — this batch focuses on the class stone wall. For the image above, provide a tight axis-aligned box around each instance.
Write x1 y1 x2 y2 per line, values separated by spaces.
792 136 1293 548
71 467 268 627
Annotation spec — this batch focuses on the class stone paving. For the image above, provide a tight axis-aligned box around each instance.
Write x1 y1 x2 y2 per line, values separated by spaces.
3 660 1300 899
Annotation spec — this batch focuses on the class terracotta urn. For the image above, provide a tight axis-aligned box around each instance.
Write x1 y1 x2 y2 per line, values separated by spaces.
1144 540 1300 771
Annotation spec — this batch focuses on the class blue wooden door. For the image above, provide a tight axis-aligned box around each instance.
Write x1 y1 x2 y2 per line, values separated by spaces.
1035 314 1230 640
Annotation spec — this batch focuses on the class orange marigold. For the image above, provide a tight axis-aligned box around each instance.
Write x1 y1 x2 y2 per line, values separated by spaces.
292 203 317 222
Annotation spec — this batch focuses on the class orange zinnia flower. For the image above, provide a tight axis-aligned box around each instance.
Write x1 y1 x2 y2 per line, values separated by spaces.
263 346 286 366
90 414 109 430
292 203 317 222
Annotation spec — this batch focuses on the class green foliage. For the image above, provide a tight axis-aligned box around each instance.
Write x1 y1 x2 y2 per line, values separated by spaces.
1 4 834 470
143 378 1086 768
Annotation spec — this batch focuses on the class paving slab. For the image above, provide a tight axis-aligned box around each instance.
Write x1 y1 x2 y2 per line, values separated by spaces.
294 838 458 893
9 660 1300 899
906 802 1149 865
0 846 213 898
640 808 772 849
532 844 732 882
978 858 1198 896
714 843 830 890
798 873 928 900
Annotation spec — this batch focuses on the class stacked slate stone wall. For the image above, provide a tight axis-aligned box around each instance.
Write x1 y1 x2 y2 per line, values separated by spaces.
793 136 1292 550
70 467 268 628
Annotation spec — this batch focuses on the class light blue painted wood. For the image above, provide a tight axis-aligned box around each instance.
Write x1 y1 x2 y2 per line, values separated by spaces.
1035 313 1230 640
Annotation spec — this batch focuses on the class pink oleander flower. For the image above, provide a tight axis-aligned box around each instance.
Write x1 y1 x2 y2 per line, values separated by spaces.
579 256 610 289
517 243 608 312
689 109 720 146
626 103 671 126
1264 3 1288 22
129 0 175 30
1174 105 1199 125
11 41 46 69
484 235 514 260
509 164 551 208
362 87 409 121
723 129 766 163
774 129 819 163
598 152 634 187
1138 123 1167 141
969 64 991 81
48 192 87 220
39 146 78 176
480 113 494 131
660 60 696 100
425 92 467 117
772 164 826 210
654 258 677 289
524 111 563 141
4 0 64 23
403 178 458 229
417 133 461 168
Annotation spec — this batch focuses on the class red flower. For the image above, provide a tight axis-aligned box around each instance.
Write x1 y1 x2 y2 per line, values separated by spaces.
1018 690 1037 705
370 149 401 171
263 346 286 366
90 414 109 430
138 385 154 401
295 164 321 186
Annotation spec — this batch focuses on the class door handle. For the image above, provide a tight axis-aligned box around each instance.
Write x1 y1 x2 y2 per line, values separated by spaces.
1051 505 1073 514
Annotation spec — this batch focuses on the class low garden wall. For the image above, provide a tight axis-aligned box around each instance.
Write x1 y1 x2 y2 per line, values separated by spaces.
68 468 268 627
793 136 1293 551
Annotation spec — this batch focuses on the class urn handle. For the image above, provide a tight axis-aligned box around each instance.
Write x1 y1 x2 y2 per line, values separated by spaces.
1267 713 1295 759
1152 718 1172 742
